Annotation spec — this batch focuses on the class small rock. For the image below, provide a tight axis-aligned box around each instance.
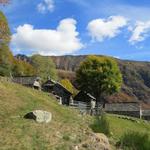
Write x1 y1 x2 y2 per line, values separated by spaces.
73 145 79 150
24 110 52 123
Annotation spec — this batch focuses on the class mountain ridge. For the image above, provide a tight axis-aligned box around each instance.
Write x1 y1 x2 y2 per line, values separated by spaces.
15 54 150 107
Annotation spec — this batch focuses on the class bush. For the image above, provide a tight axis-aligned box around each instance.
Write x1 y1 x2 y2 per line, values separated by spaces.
90 113 110 136
118 131 150 150
62 134 70 141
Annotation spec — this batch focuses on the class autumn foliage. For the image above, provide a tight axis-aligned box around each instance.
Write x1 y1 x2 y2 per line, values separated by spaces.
0 11 36 77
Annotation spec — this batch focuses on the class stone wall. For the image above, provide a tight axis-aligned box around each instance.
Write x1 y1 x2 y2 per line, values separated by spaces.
142 110 150 120
105 103 141 118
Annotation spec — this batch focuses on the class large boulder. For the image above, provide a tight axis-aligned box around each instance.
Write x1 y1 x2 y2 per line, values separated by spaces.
24 110 52 123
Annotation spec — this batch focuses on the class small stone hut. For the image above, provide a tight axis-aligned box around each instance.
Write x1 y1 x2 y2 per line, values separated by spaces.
42 79 73 105
74 91 96 103
53 82 73 105
42 79 56 92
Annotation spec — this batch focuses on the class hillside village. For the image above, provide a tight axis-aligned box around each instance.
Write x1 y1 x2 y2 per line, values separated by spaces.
0 77 149 150
11 75 150 120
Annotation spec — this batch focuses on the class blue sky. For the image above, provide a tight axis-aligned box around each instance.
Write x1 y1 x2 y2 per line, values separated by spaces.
1 0 150 61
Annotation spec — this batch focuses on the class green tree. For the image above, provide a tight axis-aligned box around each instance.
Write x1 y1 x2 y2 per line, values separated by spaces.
31 55 58 81
0 11 14 76
0 10 35 77
76 55 122 103
0 11 10 44
12 59 36 77
0 44 14 76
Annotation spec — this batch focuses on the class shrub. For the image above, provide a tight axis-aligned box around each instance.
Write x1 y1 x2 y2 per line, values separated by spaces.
90 113 110 136
62 134 70 141
118 131 150 150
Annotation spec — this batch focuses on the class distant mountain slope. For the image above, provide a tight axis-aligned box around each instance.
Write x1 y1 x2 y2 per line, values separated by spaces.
50 55 150 105
15 54 150 106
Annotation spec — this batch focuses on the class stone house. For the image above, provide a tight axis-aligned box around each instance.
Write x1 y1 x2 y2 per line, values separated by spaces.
53 82 73 105
42 79 73 105
42 79 56 92
74 91 96 103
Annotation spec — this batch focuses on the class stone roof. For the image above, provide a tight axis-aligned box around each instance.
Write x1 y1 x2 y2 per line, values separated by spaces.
42 79 56 87
74 91 96 103
87 93 96 100
33 81 41 87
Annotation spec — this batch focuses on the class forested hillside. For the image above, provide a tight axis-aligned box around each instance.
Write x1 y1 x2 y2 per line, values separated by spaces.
50 55 150 106
15 54 150 107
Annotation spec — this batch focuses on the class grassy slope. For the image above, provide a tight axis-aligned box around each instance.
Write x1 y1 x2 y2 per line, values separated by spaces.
108 115 150 140
0 81 149 150
0 81 92 150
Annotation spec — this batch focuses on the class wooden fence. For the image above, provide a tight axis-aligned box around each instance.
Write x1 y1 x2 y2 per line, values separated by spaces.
69 100 103 115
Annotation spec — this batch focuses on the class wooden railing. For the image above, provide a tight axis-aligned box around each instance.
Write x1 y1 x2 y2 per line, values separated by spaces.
69 100 103 115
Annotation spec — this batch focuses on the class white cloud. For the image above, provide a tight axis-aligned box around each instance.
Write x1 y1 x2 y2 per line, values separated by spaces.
129 21 150 44
37 0 55 13
11 18 84 55
87 16 128 42
103 4 150 22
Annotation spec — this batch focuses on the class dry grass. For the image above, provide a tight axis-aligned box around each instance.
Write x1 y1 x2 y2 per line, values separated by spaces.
0 81 149 149
0 81 91 150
